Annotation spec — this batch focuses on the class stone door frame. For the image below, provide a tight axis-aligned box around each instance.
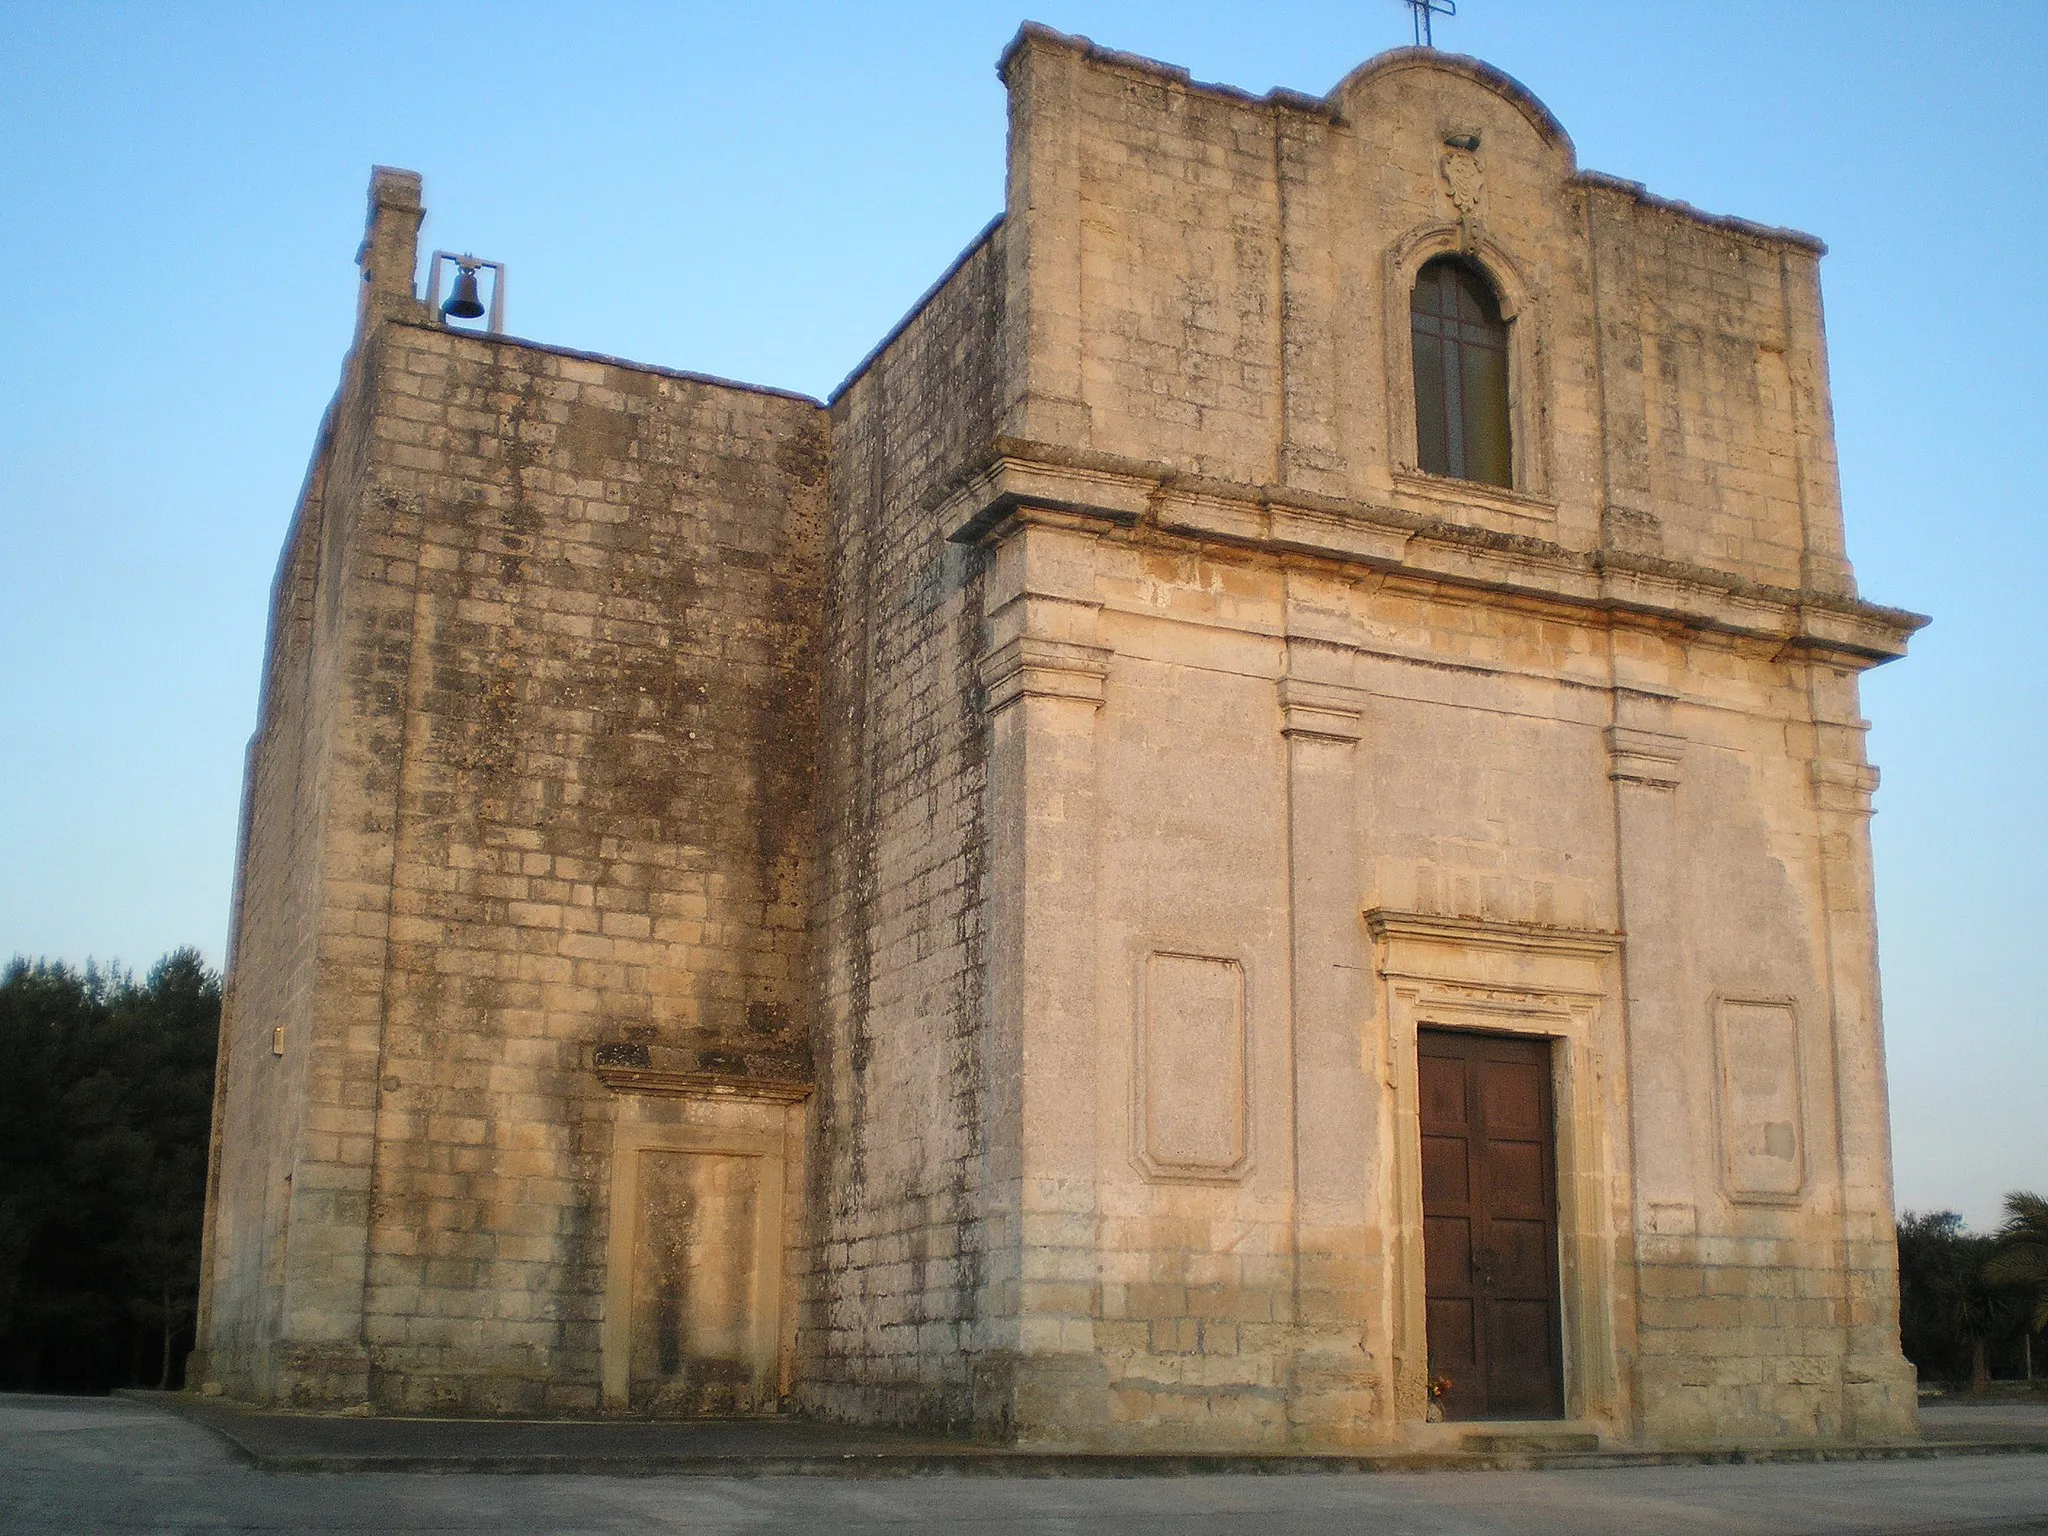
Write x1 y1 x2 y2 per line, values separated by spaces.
599 1076 808 1413
1368 910 1626 1432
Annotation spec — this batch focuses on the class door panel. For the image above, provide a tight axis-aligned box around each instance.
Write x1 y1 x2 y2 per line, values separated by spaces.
1427 1296 1478 1376
1479 1059 1545 1133
1419 1029 1564 1420
1421 1053 1468 1127
1423 1214 1472 1290
1489 1144 1546 1211
1421 1136 1470 1203
1494 1217 1549 1285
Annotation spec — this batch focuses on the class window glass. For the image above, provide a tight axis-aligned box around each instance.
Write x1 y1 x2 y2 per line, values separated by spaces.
1411 257 1512 488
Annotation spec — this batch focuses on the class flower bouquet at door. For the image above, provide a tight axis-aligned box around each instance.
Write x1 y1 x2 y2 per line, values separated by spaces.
1426 1374 1454 1422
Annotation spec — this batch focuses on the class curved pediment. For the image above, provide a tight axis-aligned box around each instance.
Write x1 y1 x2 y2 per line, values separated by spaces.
1329 47 1577 172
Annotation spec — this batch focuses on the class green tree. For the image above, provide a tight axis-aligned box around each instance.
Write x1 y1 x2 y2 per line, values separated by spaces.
1940 1230 2025 1392
1987 1191 2048 1369
0 950 219 1391
1897 1209 1969 1382
1898 1202 2040 1391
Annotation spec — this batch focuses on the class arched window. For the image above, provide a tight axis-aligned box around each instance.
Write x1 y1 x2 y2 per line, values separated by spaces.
1411 256 1512 488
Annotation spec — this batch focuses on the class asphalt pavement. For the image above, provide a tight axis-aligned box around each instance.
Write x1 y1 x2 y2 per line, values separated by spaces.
5 1392 2047 1534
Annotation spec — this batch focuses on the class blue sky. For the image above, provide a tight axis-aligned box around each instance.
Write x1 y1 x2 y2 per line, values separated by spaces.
1 1 2040 1230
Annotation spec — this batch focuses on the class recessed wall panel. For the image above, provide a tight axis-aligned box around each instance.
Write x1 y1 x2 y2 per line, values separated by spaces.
1716 999 1806 1201
1136 952 1248 1180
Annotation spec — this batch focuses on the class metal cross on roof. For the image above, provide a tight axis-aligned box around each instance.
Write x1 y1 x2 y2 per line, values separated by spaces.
1408 0 1456 48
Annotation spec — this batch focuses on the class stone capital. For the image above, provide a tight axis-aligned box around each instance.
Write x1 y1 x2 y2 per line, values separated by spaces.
977 636 1110 713
1811 759 1880 817
1606 725 1685 789
1277 677 1367 743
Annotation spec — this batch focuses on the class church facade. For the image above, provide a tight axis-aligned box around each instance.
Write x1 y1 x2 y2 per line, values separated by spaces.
193 25 1926 1449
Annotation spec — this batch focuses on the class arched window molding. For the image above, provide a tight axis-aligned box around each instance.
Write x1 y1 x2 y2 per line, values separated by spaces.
1382 225 1554 516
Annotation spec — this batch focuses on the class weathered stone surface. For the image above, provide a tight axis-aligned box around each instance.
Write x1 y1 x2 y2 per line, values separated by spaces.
195 166 826 1417
197 27 1924 1452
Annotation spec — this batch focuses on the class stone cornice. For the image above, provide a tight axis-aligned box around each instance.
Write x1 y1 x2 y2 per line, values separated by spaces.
1365 910 1624 997
939 440 1926 669
1576 171 1827 257
1390 467 1559 533
995 26 1825 254
382 315 825 409
998 21 1344 123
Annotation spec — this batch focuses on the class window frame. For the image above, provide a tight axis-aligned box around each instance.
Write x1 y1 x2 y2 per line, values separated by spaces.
1383 226 1552 511
1410 255 1515 487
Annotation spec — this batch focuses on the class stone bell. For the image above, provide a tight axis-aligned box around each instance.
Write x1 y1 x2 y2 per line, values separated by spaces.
442 264 485 320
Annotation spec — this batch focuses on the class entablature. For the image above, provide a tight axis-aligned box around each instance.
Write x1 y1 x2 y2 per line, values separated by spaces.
940 439 1926 670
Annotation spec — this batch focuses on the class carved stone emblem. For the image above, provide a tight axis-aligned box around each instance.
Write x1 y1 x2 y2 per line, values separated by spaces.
1441 146 1483 217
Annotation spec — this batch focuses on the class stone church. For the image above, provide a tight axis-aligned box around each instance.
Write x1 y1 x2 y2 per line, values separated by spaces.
193 24 1927 1450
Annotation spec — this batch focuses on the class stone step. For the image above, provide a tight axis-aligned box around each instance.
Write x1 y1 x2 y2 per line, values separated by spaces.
1461 1430 1602 1454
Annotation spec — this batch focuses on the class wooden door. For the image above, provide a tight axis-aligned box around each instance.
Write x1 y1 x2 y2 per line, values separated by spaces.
1419 1028 1564 1420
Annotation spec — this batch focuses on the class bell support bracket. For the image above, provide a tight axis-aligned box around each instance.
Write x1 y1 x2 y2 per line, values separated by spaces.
425 249 506 334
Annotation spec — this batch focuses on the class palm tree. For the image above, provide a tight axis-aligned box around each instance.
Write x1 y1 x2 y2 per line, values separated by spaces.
1987 1191 2048 1376
1937 1233 2022 1392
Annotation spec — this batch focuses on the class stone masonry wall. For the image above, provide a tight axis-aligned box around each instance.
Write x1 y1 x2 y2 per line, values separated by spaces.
999 28 1846 596
347 321 826 1412
980 28 1917 1446
199 166 829 1408
207 30 1919 1447
197 379 371 1397
799 227 1004 1431
1631 211 1848 591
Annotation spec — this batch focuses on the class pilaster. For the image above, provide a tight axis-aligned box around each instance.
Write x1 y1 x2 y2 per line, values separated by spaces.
1604 690 1700 1229
998 30 1093 448
976 520 1111 1443
1605 681 1701 1439
1275 113 1344 492
1804 668 1918 1437
1276 660 1380 1443
1781 251 1856 598
1585 184 1658 557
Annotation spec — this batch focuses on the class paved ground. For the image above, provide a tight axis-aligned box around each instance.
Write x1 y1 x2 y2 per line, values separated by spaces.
5 1393 2048 1535
152 1393 974 1473
1920 1399 2048 1443
118 1391 2048 1475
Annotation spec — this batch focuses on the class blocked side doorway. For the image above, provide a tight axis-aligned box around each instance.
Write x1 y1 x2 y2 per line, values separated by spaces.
602 1107 796 1417
628 1149 778 1414
1418 1027 1565 1420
